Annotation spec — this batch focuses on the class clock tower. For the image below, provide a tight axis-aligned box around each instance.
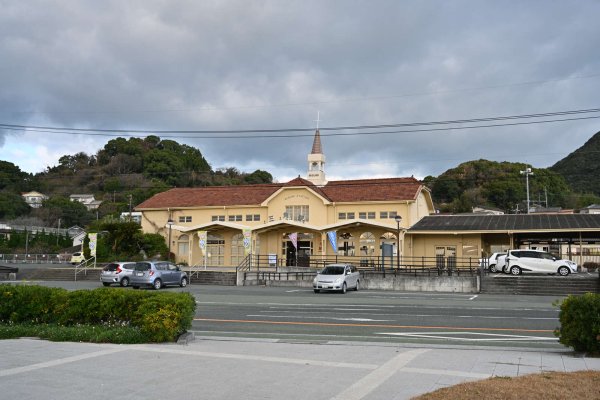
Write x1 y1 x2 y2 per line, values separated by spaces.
307 129 327 186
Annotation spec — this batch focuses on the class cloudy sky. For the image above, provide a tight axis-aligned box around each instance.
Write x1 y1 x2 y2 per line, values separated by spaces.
1 1 599 182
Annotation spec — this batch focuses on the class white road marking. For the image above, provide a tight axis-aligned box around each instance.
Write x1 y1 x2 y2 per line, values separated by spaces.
0 347 126 377
255 311 556 320
330 349 430 400
246 315 392 322
376 332 558 342
469 295 478 300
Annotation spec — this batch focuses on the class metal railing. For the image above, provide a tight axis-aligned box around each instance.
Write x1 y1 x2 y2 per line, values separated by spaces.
0 253 69 263
74 257 96 281
238 254 483 277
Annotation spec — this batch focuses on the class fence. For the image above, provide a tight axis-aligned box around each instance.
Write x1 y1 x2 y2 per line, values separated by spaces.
237 254 483 277
0 253 69 264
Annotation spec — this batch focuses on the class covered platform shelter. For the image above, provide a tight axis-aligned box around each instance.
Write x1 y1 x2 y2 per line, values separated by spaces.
406 214 600 267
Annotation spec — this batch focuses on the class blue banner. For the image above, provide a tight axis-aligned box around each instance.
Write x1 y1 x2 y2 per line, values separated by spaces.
327 231 337 253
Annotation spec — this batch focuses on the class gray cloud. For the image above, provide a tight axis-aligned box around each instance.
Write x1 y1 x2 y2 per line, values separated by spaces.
1 1 599 180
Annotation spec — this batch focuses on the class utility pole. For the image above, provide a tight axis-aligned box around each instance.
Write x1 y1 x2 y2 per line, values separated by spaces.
520 167 533 214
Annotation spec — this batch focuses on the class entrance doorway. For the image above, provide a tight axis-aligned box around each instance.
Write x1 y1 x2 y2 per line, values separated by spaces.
285 240 312 267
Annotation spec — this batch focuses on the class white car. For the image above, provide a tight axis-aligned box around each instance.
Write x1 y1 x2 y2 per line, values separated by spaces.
487 252 507 273
313 263 360 294
504 250 577 276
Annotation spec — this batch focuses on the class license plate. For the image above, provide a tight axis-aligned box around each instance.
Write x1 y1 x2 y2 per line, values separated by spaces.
136 272 143 276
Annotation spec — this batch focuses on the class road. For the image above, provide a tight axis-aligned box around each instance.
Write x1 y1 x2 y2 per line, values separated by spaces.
190 285 564 349
6 281 566 349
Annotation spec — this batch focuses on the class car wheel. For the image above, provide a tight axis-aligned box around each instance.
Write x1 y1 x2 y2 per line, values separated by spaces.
120 277 129 287
153 279 163 290
341 282 347 294
490 264 497 273
558 266 570 276
132 286 140 290
510 266 521 275
313 289 320 293
102 282 110 287
180 277 188 287
355 280 359 291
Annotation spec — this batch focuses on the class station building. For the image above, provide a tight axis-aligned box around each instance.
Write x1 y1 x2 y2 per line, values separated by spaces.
135 130 435 267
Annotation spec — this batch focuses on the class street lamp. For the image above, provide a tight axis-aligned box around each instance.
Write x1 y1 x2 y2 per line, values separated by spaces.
167 217 174 262
520 167 533 214
394 215 402 271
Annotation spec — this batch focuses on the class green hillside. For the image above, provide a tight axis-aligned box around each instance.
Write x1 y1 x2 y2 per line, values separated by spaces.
550 130 600 196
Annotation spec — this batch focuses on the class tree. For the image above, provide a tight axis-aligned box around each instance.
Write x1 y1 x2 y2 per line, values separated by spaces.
0 191 30 219
36 196 93 227
243 170 273 184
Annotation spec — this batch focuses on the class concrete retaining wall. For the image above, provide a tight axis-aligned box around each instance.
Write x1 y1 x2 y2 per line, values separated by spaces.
241 272 479 293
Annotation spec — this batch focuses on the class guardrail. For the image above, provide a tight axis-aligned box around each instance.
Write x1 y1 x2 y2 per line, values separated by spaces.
0 254 69 263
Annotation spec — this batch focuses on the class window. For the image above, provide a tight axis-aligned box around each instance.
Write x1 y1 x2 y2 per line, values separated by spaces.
245 214 261 221
211 215 225 222
285 205 309 222
359 212 367 219
347 212 355 219
380 211 388 219
246 214 252 221
178 216 192 223
389 211 397 218
367 212 376 219
338 212 346 220
228 215 242 222
360 232 376 256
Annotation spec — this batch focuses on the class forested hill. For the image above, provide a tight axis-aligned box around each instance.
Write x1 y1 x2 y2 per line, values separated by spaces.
0 135 273 222
550 130 600 196
423 160 577 214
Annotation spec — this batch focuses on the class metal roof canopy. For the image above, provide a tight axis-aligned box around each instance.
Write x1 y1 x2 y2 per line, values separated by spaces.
408 214 600 233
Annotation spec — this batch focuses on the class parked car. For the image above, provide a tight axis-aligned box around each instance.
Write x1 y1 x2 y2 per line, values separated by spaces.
313 263 360 294
130 261 188 290
495 254 508 273
100 262 136 287
504 249 577 276
70 252 85 265
487 252 507 273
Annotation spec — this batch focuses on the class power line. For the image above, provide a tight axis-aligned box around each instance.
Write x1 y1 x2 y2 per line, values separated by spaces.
1 108 599 138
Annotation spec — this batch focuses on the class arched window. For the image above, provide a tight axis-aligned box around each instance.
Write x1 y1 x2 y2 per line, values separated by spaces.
177 234 189 259
359 232 376 256
337 233 355 256
231 233 245 266
207 233 225 266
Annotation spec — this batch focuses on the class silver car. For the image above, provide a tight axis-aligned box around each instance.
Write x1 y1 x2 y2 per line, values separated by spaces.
100 261 136 287
313 263 360 294
130 261 188 290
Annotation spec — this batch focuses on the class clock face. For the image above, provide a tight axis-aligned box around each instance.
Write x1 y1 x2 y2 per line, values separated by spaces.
312 162 319 170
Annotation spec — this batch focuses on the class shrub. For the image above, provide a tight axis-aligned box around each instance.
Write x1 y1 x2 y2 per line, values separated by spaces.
554 293 600 354
583 262 599 272
0 285 196 343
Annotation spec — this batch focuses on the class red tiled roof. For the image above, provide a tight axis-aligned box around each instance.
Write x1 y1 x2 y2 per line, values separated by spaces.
322 177 423 202
135 184 281 209
135 177 423 209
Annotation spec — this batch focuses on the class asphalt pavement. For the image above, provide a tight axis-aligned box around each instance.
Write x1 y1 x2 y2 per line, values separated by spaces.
1 336 599 400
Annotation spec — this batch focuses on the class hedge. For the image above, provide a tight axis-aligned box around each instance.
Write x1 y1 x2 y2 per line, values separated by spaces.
554 293 600 355
0 284 196 342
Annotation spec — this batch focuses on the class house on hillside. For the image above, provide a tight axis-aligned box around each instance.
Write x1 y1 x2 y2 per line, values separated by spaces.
69 194 102 210
135 129 435 267
581 204 600 214
21 191 48 208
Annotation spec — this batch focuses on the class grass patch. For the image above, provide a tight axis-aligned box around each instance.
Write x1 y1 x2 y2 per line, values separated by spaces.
0 323 146 344
412 371 600 400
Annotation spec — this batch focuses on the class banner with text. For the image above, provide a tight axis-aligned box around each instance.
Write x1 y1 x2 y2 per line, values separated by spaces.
88 233 97 257
243 229 252 255
198 231 207 251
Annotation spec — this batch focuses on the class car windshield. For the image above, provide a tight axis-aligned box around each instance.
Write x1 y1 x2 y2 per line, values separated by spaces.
320 266 345 275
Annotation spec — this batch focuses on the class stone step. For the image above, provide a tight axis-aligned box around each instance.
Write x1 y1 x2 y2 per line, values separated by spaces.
482 275 600 295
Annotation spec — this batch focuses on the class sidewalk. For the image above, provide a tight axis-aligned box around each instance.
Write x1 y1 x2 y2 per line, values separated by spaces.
1 337 599 400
